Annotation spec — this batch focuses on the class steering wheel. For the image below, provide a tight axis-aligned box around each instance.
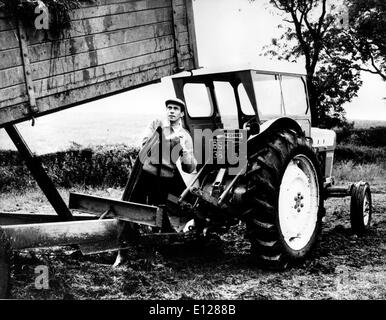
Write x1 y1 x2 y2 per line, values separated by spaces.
243 117 260 135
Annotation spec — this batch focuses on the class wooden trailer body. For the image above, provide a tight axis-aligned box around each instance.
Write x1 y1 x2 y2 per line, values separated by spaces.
0 0 198 128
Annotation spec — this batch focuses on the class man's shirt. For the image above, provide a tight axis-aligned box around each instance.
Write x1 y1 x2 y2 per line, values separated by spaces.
142 119 197 174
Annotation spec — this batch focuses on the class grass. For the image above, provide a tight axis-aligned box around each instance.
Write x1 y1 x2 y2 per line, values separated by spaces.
333 161 386 183
0 185 123 214
335 144 386 164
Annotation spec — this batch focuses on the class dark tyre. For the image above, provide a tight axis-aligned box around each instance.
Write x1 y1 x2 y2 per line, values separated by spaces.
350 182 372 235
0 230 11 298
243 128 323 269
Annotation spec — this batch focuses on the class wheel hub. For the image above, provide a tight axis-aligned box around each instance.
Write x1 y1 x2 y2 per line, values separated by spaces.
363 193 370 226
294 192 304 212
279 155 319 251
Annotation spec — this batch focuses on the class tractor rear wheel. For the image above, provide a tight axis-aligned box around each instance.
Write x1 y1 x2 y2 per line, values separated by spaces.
243 128 323 269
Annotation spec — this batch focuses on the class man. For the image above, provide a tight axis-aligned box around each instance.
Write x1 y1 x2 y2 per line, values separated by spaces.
142 98 196 173
113 98 197 267
132 97 197 205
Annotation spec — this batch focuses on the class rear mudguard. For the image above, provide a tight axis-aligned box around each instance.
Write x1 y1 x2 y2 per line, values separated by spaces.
248 117 305 143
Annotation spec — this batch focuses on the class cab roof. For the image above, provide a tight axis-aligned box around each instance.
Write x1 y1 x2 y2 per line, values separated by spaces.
172 65 307 80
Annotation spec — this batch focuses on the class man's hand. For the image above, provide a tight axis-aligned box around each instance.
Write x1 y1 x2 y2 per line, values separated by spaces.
177 133 188 151
142 119 163 147
153 119 163 130
168 130 187 150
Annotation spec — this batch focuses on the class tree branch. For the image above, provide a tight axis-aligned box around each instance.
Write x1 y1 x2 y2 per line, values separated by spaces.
322 41 386 81
303 0 316 39
270 0 286 11
290 9 311 70
320 19 334 38
304 14 315 37
317 0 327 35
339 30 386 80
309 0 328 72
369 54 386 80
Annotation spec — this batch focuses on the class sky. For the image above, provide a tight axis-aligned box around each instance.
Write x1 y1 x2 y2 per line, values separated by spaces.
192 0 386 121
195 0 386 121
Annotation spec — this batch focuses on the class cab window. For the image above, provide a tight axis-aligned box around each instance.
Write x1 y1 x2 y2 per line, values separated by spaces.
214 81 238 129
252 73 282 118
183 83 213 117
281 76 308 115
237 83 255 116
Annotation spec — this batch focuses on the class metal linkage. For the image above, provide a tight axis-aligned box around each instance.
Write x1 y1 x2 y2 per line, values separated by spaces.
0 212 95 226
0 219 120 250
69 192 163 228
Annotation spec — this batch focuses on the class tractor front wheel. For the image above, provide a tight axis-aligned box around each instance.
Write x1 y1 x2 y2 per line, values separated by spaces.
350 182 372 235
243 129 323 269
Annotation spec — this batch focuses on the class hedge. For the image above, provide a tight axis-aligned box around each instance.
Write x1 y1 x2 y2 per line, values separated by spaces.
0 144 139 192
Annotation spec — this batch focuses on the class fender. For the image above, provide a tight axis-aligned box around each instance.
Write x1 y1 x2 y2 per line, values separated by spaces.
248 117 304 142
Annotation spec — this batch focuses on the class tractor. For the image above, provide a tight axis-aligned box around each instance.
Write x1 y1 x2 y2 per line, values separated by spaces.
106 68 372 270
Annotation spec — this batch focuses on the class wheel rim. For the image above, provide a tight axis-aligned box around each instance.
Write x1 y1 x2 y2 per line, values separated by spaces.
278 154 319 251
363 190 371 226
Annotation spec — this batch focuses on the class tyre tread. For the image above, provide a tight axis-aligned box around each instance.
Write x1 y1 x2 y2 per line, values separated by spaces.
242 128 323 270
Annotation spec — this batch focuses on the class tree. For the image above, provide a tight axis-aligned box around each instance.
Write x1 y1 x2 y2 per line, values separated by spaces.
345 0 386 81
258 0 363 128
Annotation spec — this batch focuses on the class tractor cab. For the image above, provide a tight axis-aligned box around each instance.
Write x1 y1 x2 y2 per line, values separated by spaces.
172 69 312 139
171 69 313 176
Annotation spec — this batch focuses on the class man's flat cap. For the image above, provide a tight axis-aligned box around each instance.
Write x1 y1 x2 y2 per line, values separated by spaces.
165 98 186 111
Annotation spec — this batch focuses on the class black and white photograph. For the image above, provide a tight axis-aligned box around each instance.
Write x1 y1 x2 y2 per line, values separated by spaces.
0 0 384 305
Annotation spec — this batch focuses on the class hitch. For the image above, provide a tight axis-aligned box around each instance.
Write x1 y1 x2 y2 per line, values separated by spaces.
325 185 353 198
325 181 369 199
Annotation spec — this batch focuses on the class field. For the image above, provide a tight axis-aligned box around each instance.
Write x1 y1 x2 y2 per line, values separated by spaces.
0 118 385 300
0 111 159 155
0 178 385 300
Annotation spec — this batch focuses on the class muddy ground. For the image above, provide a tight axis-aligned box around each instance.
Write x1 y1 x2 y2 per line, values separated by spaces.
0 183 385 300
